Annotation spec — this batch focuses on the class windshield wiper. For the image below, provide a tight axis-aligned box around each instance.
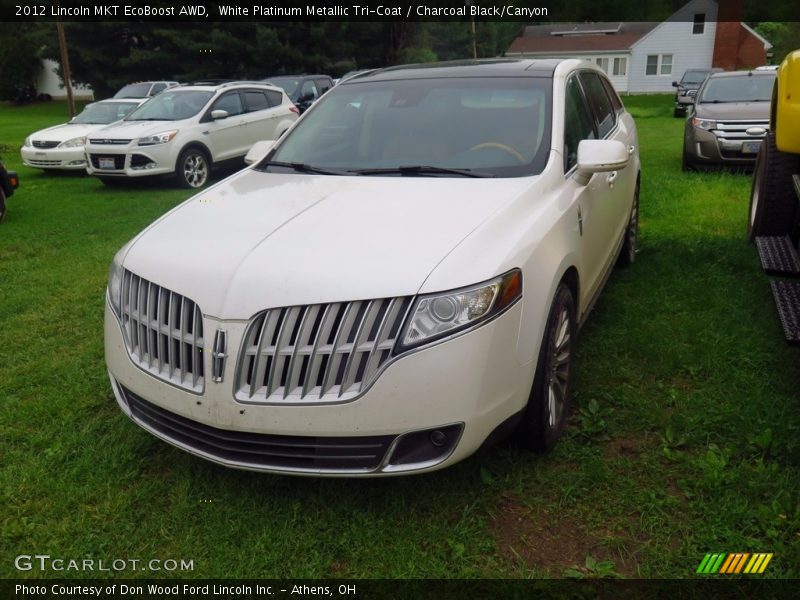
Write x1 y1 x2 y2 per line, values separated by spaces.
259 160 351 176
351 165 495 178
127 117 172 121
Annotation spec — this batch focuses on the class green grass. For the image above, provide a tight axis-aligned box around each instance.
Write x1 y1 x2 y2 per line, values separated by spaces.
1 97 798 580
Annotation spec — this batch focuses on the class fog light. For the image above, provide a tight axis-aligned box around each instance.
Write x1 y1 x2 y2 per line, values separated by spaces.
430 430 447 447
384 423 463 471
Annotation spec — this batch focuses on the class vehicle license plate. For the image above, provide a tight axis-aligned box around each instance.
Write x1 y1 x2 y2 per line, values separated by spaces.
99 157 116 169
742 141 761 154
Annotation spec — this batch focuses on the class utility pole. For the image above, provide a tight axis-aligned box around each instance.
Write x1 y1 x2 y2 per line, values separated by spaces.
56 21 75 118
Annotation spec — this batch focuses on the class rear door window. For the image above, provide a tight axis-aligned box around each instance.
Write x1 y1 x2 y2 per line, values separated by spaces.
579 71 616 138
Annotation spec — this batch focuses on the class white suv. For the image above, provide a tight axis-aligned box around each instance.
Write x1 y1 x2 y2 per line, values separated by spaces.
105 60 640 476
85 82 298 187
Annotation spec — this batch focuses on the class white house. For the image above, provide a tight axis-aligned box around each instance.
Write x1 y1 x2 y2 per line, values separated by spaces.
505 0 771 93
36 58 94 100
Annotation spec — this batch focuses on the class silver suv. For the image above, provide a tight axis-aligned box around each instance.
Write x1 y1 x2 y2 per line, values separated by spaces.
86 81 299 187
682 71 776 171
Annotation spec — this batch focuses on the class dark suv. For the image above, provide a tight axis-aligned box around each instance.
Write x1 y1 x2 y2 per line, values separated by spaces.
263 74 334 113
0 159 19 224
672 68 721 117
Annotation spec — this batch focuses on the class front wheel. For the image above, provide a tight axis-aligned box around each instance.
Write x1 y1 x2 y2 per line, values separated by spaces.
176 148 210 189
517 283 576 452
0 188 6 224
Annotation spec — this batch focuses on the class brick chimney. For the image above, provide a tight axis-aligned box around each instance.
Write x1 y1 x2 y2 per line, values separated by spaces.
712 0 743 70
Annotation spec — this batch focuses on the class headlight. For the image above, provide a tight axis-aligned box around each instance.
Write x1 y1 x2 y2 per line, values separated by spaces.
137 130 178 146
24 136 33 147
691 117 716 130
398 270 522 352
107 256 124 317
58 136 86 148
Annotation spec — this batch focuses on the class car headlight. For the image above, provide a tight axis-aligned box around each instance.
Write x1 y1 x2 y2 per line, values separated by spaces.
137 130 178 146
24 136 32 147
107 256 124 317
397 269 522 353
691 117 716 130
58 136 86 148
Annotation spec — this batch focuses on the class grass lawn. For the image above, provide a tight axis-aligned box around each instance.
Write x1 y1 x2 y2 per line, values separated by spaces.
1 96 798 580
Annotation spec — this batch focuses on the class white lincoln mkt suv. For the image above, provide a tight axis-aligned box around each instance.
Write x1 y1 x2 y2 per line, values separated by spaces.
85 81 298 187
105 60 641 476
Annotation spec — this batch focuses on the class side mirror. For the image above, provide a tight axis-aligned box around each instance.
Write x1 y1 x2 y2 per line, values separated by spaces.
211 109 229 120
574 139 629 185
244 140 277 165
672 81 678 87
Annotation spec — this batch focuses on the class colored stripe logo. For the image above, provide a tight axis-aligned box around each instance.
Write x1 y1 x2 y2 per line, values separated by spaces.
697 553 773 574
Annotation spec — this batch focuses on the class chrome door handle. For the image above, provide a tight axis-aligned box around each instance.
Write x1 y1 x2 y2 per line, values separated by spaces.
607 171 618 185
627 145 635 156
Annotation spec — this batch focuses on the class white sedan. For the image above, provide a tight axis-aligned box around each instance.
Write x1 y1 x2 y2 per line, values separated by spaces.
105 59 640 476
20 99 146 170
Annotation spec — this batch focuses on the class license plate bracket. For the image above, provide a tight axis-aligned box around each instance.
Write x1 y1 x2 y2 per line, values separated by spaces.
98 157 116 169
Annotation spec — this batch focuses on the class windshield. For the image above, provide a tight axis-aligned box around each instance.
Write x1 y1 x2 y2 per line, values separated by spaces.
681 70 710 85
72 101 141 124
266 77 299 96
263 76 552 178
114 83 152 98
124 90 213 121
699 75 775 103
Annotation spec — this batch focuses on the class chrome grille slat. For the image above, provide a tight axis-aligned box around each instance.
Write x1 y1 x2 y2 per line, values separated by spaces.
302 303 335 398
237 296 411 404
119 270 204 393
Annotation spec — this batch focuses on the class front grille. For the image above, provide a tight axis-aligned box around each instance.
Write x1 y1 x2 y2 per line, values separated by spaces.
236 297 413 404
713 119 769 141
118 270 205 392
122 387 395 472
89 138 133 145
32 140 59 149
27 159 62 166
89 154 126 170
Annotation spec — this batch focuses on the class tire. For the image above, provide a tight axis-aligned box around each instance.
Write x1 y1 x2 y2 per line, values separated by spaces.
175 147 210 189
747 130 800 242
0 188 6 224
618 179 639 266
673 107 684 118
517 282 576 452
681 151 695 172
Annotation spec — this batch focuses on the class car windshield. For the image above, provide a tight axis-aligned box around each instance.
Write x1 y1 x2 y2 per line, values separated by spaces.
263 76 552 178
699 75 775 103
124 90 213 121
72 101 141 124
266 77 300 96
681 71 710 85
114 83 152 98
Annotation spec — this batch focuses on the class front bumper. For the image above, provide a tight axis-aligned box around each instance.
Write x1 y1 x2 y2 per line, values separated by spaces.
85 142 176 178
683 126 763 167
105 298 532 476
21 146 87 170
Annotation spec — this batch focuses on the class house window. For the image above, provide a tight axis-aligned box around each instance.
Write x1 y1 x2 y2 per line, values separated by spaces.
646 55 658 75
693 13 705 34
660 54 673 75
613 57 627 76
646 54 672 76
595 57 609 73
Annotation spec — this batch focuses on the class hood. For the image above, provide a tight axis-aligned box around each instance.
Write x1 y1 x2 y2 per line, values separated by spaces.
122 170 532 319
694 101 771 121
91 119 187 140
29 122 106 142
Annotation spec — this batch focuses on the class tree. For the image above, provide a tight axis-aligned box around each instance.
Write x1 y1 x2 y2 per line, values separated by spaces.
0 23 45 100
